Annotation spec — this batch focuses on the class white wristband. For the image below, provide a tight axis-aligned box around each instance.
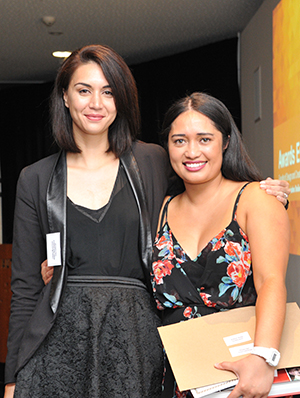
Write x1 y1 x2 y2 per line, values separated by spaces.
251 346 280 366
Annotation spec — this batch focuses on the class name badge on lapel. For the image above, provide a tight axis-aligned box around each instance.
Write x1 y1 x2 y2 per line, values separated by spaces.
46 232 62 266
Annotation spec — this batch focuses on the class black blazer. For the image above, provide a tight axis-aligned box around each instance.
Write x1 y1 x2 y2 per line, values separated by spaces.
5 140 177 384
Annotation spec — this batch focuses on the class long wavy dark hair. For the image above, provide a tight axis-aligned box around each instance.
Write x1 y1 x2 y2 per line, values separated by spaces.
161 92 262 182
51 44 140 157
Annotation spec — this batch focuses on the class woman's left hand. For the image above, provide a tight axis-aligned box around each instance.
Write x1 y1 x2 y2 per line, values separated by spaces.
260 177 290 206
41 259 53 285
214 354 275 398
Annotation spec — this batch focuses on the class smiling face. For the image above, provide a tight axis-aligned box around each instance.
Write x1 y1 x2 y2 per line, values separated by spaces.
63 61 117 143
168 110 226 186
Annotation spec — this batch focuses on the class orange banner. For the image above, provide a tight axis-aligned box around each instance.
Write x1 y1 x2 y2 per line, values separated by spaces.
273 0 300 255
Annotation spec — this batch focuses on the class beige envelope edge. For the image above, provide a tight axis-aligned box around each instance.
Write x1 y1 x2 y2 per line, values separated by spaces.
158 302 300 392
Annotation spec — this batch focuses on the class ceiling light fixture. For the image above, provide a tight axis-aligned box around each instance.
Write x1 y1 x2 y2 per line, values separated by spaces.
52 51 72 59
42 15 56 27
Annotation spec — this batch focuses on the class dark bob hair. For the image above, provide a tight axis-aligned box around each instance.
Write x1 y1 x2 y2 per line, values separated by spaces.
161 92 262 182
51 44 140 157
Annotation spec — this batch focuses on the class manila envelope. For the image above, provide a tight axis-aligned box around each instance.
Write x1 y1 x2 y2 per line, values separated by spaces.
158 302 300 392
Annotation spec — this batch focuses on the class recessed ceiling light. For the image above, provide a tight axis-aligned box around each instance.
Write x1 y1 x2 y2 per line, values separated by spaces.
52 51 72 58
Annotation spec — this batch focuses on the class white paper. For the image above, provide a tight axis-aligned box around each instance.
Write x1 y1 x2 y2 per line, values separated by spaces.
46 232 61 266
223 331 251 347
229 343 254 358
191 379 238 398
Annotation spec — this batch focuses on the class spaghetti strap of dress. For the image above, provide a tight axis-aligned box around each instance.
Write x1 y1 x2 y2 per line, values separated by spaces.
159 196 174 230
231 182 252 220
161 184 252 230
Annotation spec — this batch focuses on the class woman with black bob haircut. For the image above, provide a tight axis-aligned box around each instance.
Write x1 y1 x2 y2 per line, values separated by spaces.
153 92 290 397
5 44 175 398
51 44 140 156
161 92 262 182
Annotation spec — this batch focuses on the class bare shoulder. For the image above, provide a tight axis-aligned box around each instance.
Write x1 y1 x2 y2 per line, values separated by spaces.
236 181 290 242
243 181 278 202
240 181 288 216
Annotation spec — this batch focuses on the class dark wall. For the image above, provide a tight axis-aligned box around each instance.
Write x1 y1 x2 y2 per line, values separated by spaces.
0 82 58 243
132 37 240 144
0 37 240 243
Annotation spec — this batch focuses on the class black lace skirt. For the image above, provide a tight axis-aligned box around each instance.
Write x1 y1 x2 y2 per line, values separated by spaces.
14 276 164 398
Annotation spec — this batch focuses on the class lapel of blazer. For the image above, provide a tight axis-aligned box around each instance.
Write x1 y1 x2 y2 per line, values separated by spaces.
47 150 67 313
121 148 152 284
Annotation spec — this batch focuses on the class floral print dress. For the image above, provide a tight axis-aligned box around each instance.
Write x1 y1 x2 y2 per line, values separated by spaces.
151 183 257 398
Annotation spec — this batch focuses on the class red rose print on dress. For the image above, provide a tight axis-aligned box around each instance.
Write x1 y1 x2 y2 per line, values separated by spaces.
227 261 247 288
152 259 174 285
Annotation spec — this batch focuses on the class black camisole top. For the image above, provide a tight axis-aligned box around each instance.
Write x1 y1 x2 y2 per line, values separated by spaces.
66 164 144 281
